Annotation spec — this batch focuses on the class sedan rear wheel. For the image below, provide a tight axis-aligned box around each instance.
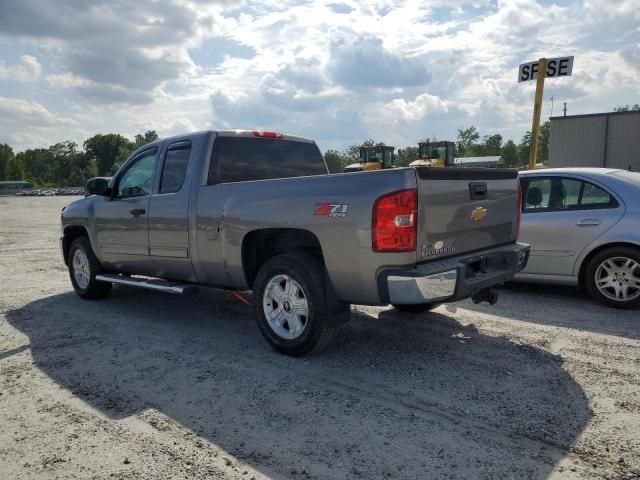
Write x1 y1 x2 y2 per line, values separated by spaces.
585 246 640 309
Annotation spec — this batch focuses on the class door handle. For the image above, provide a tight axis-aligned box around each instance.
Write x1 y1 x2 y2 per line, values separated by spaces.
129 208 146 217
576 218 601 226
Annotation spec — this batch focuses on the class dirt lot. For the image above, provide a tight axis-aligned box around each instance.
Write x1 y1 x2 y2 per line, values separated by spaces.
1 196 639 480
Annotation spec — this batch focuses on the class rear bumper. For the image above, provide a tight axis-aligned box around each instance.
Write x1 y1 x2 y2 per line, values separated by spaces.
379 243 530 305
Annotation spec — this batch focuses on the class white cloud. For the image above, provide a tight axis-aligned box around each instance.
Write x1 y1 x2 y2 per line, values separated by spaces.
0 96 74 127
368 94 448 123
0 55 42 82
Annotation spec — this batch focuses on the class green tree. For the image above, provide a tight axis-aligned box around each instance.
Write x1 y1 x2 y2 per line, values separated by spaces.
134 130 159 148
483 134 503 156
539 121 551 164
517 131 531 166
501 140 518 168
613 104 640 112
456 126 480 156
324 149 348 173
0 144 15 180
5 155 24 180
396 146 418 167
84 134 133 176
47 141 90 186
18 148 51 186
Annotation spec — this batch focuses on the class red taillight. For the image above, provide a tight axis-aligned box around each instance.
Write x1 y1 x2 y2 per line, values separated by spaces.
372 189 417 252
517 181 523 238
253 129 284 139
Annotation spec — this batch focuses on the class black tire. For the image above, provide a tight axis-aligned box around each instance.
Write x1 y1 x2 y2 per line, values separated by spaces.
253 254 336 356
67 237 112 299
391 303 435 313
584 246 640 309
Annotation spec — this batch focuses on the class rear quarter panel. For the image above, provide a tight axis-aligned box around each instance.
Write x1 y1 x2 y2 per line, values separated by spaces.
194 168 419 304
573 175 640 276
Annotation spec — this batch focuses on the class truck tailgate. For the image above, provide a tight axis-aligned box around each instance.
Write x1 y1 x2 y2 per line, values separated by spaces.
414 167 520 261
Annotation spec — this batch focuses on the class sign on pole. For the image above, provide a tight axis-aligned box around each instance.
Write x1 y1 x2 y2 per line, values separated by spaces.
518 56 574 83
518 56 574 170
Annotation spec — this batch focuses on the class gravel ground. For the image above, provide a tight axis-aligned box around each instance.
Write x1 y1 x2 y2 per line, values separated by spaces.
0 196 639 480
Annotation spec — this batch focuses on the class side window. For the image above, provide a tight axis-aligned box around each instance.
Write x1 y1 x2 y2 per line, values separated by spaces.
523 176 619 213
159 142 191 194
580 182 618 209
116 149 157 198
523 177 551 211
560 178 581 209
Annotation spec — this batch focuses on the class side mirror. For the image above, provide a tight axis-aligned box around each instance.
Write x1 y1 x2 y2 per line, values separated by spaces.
85 177 111 197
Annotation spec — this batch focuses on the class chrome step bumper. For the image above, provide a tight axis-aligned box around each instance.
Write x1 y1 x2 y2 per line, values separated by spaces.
380 242 530 305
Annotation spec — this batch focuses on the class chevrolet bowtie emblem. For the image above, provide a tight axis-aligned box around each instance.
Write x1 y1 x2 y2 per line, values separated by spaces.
471 207 487 221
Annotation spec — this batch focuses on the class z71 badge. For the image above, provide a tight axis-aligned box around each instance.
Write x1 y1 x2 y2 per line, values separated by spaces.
314 203 349 218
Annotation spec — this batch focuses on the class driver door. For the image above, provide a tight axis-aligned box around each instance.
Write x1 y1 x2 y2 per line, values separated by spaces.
95 147 158 272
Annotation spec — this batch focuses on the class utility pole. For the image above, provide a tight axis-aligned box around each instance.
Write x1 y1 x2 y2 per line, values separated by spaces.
563 102 567 117
528 58 547 170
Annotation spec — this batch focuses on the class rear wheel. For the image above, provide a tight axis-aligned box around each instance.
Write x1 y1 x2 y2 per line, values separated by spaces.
68 237 112 299
392 303 435 313
585 246 640 309
253 254 338 356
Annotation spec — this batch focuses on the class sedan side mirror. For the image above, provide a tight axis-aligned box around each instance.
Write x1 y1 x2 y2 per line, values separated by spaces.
85 177 111 197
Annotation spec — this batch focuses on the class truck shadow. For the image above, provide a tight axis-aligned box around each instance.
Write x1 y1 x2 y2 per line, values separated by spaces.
6 288 591 479
459 282 640 340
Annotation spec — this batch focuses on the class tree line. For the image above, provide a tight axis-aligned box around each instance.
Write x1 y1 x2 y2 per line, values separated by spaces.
0 131 159 187
324 122 551 173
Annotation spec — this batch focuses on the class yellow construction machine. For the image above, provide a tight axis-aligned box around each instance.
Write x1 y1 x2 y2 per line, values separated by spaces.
409 141 456 167
344 145 395 172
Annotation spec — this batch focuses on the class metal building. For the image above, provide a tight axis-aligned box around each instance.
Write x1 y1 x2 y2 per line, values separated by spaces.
549 110 640 171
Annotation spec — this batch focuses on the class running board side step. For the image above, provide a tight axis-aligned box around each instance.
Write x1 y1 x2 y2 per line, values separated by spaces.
95 274 198 296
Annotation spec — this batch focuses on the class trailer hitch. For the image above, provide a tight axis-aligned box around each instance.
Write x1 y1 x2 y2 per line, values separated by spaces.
471 288 499 305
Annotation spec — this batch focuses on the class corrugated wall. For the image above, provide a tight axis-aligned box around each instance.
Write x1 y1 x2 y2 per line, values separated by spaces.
549 112 640 171
549 116 606 167
605 113 640 171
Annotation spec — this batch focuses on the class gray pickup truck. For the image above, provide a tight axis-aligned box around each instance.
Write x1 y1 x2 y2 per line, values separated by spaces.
61 130 529 355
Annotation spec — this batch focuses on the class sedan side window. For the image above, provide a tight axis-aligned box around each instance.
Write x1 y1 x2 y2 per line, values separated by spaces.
522 176 619 213
523 178 551 211
116 149 157 198
581 182 618 209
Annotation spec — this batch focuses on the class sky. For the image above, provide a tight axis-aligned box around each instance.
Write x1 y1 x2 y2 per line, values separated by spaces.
0 0 638 153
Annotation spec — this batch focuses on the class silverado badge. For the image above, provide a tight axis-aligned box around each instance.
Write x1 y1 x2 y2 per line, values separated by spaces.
471 207 487 222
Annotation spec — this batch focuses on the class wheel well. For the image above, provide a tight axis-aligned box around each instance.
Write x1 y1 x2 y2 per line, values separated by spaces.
242 229 324 289
578 242 640 289
62 226 89 265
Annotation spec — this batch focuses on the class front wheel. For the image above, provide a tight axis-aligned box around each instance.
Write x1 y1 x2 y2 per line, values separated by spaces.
68 237 112 299
253 254 338 356
584 246 640 309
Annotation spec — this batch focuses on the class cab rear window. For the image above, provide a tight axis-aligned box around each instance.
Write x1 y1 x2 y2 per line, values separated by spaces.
208 137 327 184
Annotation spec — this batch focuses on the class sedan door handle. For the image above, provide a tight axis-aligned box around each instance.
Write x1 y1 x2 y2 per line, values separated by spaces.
129 208 146 217
576 218 601 226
